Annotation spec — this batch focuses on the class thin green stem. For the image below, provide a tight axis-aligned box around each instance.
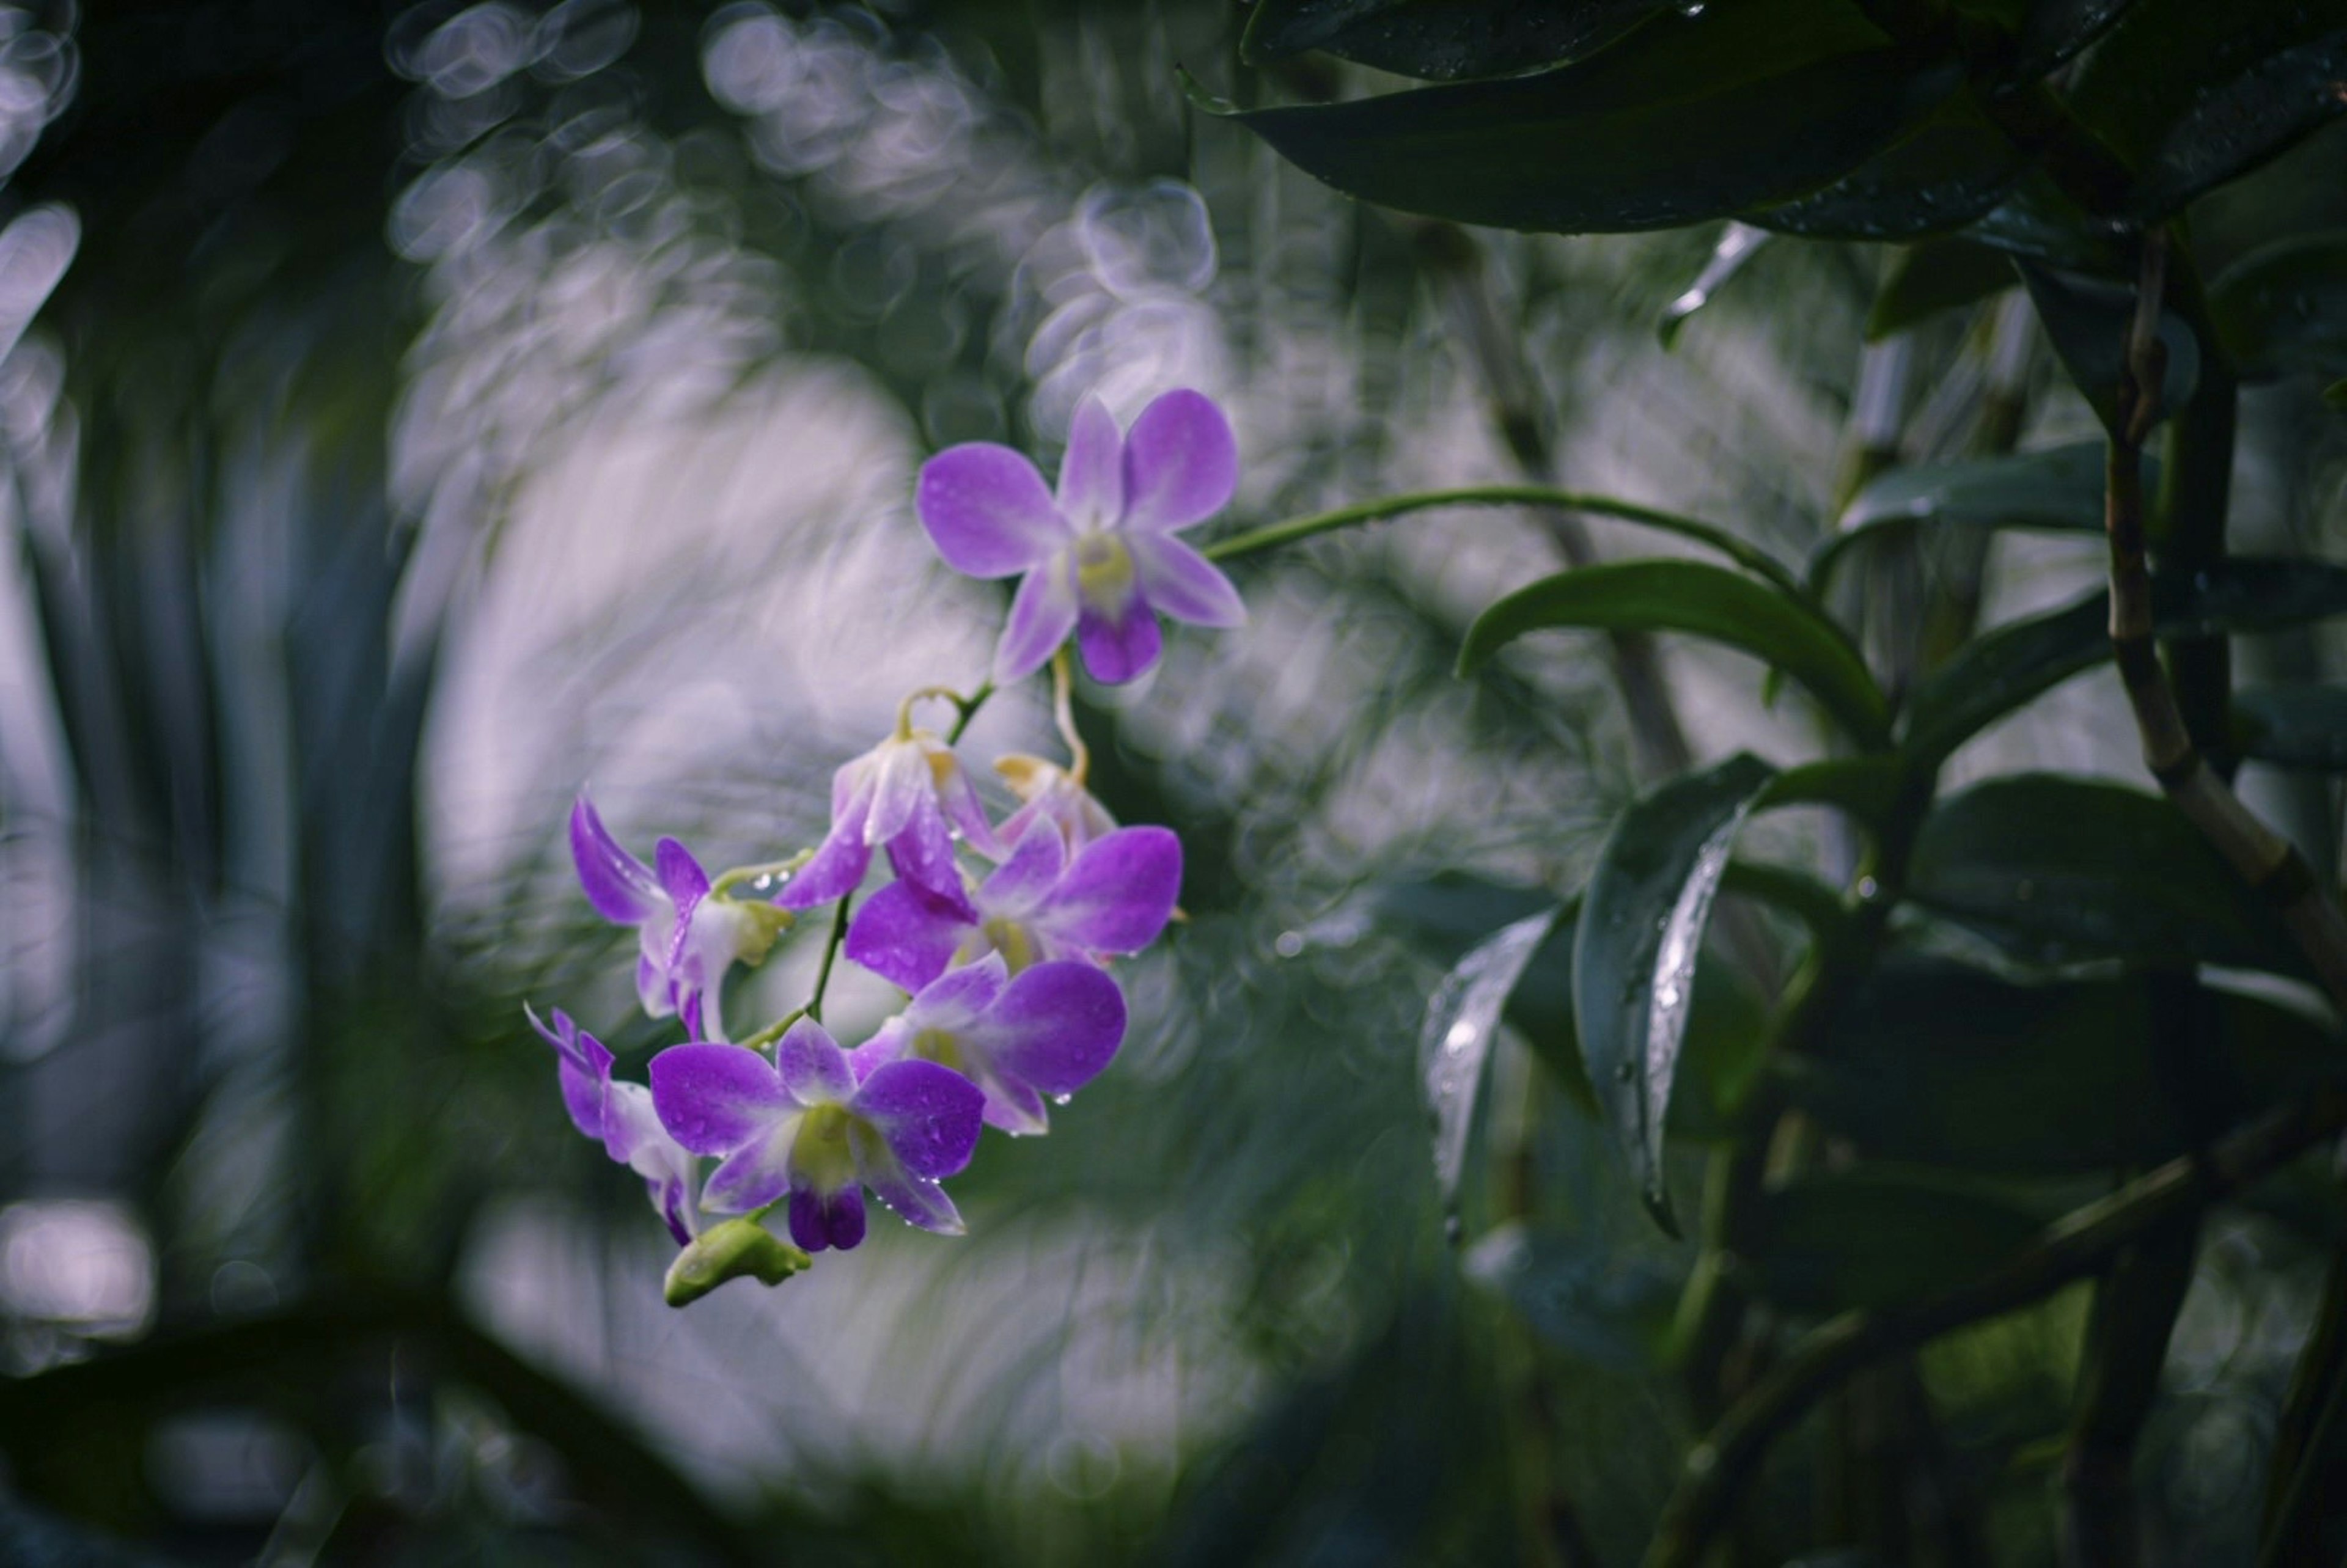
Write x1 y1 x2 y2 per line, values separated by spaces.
710 851 812 898
737 1005 808 1052
1203 486 1809 600
945 681 994 745
806 891 854 1024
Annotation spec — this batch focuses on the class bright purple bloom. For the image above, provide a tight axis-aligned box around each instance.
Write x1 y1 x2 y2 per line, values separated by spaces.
847 818 1181 994
853 954 1126 1135
571 793 778 1042
778 728 1001 917
648 1020 983 1251
526 1005 702 1246
917 388 1245 686
992 753 1117 855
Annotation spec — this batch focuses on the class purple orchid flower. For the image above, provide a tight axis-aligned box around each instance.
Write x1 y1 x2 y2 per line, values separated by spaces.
846 818 1181 994
778 727 1001 917
991 753 1117 855
917 388 1245 686
648 1019 983 1252
570 793 780 1042
526 1005 702 1246
853 954 1126 1135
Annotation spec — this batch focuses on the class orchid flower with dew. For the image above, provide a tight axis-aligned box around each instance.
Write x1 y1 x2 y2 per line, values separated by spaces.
847 818 1181 994
526 1005 702 1246
917 388 1244 685
778 705 1002 916
650 1019 983 1251
854 954 1126 1135
993 753 1117 854
570 793 786 1042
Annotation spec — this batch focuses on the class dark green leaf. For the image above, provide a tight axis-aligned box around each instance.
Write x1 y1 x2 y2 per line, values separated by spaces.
1907 774 2301 972
1794 956 2346 1172
2019 261 2201 434
2068 0 2347 218
2010 0 2138 76
1200 0 1949 235
1461 1223 1681 1368
2236 684 2347 769
2328 377 2347 408
1755 1170 2046 1311
1422 909 1562 1206
1811 440 2117 588
1659 222 1771 348
1241 0 1672 80
1573 752 1776 1232
1904 559 2347 764
1961 167 2129 274
2209 230 2347 381
1459 560 1889 745
1746 86 2028 241
1757 754 1909 829
1865 237 2016 340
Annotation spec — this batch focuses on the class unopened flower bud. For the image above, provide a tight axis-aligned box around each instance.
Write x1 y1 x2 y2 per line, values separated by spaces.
662 1217 812 1307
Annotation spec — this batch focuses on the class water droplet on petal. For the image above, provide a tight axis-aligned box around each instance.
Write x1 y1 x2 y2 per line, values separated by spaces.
1051 1093 1071 1106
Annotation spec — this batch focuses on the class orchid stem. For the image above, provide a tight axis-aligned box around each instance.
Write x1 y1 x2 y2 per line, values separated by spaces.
945 681 993 745
1049 650 1090 783
739 1005 808 1052
806 891 854 1024
710 850 813 898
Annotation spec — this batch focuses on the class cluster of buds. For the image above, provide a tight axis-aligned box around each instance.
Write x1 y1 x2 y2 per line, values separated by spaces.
531 390 1243 1304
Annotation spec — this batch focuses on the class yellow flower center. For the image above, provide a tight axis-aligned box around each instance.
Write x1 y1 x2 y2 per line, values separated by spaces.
1074 533 1134 610
790 1104 855 1193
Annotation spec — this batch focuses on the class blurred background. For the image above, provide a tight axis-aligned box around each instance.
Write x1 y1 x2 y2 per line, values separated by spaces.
3 2 2346 1563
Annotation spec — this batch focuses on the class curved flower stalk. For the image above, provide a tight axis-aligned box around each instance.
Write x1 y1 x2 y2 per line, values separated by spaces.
570 793 786 1042
854 954 1126 1134
650 1019 984 1252
917 389 1246 684
845 818 1183 994
526 1005 702 1246
780 719 1002 916
992 753 1117 852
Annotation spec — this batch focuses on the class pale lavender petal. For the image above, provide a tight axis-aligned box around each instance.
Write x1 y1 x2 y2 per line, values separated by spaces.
850 1058 983 1179
604 1084 704 1244
706 1127 795 1214
1130 534 1246 629
787 1183 867 1251
935 755 1006 862
917 444 1071 577
1118 389 1236 534
851 1130 966 1236
865 738 930 848
982 1077 1051 1136
846 881 971 993
571 793 660 923
976 961 1126 1099
994 554 1081 684
673 899 749 1044
903 953 1008 1033
1038 826 1181 956
849 1016 914 1082
1076 588 1162 686
1056 394 1125 528
980 819 1068 918
635 953 673 1019
653 1176 696 1245
776 819 870 910
649 1043 789 1155
884 785 977 918
776 1018 855 1107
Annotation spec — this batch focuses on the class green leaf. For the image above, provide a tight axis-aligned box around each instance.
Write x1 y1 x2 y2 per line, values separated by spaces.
2327 377 2347 408
1755 1170 2046 1311
1865 237 2016 340
2208 230 2347 381
1810 440 2116 589
1757 754 1909 829
1659 222 1771 348
1422 909 1562 1209
1462 1223 1681 1369
1793 956 2346 1173
1240 0 1673 80
1199 0 1949 235
2019 261 2201 434
1961 166 2129 274
1903 559 2347 764
2009 0 2139 76
1459 560 1889 746
1906 774 2302 972
2236 684 2347 770
1746 86 2029 241
1573 752 1776 1233
2068 0 2347 219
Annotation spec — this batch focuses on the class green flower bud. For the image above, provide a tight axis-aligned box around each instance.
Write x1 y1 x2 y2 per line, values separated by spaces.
662 1218 810 1308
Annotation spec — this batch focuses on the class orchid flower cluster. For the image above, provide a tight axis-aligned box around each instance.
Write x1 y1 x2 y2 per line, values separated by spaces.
528 389 1244 1303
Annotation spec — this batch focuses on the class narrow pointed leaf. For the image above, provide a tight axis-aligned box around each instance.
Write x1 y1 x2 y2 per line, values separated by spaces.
2019 261 2200 434
1659 222 1771 347
1573 752 1776 1233
2237 684 2347 769
1420 909 1560 1210
1460 560 1889 746
1811 440 2120 590
1757 754 1908 829
1746 86 2028 241
2208 231 2347 382
1865 236 2015 340
1240 0 1674 80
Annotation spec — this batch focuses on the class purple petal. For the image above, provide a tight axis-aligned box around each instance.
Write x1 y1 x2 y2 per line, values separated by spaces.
849 1016 913 1082
654 1177 696 1245
776 1018 855 1107
936 755 1006 862
570 793 661 924
777 819 872 910
707 1131 793 1213
649 1043 789 1155
982 1077 1051 1136
850 1058 983 1179
865 738 931 846
1129 534 1246 629
1038 826 1181 956
787 1184 867 1252
1056 394 1125 529
981 818 1069 917
884 786 977 918
994 554 1080 684
917 444 1071 577
1077 588 1162 686
852 1137 966 1236
976 961 1126 1099
635 953 672 1019
846 880 971 993
655 837 711 906
903 954 1008 1033
1118 389 1236 534
526 1005 613 1140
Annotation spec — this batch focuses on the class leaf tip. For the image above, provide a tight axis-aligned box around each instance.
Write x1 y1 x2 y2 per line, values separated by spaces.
1175 64 1238 117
